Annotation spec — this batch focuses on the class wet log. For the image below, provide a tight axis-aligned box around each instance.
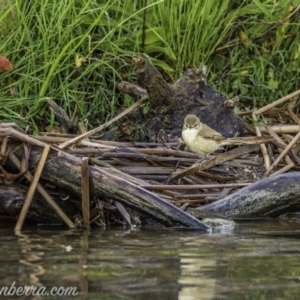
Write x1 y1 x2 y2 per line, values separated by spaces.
190 172 300 218
115 56 245 142
4 148 209 230
0 183 76 222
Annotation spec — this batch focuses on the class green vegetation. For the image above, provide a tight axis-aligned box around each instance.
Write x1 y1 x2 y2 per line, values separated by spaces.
0 0 300 131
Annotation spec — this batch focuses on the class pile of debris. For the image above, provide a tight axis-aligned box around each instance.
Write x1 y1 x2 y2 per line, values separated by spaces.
1 57 300 231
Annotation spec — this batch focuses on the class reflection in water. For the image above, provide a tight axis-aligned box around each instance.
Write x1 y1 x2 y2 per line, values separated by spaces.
178 254 217 300
15 231 46 288
0 220 300 299
78 230 89 295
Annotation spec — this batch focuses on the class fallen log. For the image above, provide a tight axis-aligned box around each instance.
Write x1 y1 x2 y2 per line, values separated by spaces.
4 148 210 230
189 172 300 218
0 182 76 222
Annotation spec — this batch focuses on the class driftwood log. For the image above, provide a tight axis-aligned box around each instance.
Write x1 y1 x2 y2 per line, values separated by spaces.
115 56 245 142
4 147 209 230
0 182 76 222
189 172 300 219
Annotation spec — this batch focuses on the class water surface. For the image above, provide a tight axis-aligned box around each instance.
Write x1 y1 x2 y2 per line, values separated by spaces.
1 218 300 299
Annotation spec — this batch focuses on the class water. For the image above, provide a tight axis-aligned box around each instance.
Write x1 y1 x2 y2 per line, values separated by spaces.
1 217 300 300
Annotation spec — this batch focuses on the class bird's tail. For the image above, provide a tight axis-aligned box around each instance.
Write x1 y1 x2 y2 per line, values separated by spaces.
222 136 274 145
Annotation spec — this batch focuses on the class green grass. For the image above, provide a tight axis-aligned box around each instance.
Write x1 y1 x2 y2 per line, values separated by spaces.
208 0 300 107
1 0 300 132
0 0 143 131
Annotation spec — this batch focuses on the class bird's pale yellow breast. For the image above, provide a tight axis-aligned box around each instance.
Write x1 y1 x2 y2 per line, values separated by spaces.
182 114 224 155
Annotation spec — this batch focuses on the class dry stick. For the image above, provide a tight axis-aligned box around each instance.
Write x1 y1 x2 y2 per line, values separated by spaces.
34 136 119 150
266 126 294 165
217 187 233 200
264 125 300 165
140 182 250 190
259 125 300 133
103 151 197 163
252 89 300 169
287 103 300 126
39 132 78 137
252 114 270 169
269 151 295 177
174 193 219 199
127 147 200 158
283 134 296 143
267 126 295 176
34 136 72 143
58 95 149 150
282 138 300 168
0 136 8 162
264 130 300 176
286 104 300 164
0 127 48 148
0 127 70 158
78 121 87 135
22 143 30 175
171 144 259 181
81 158 90 228
254 89 300 116
294 142 300 155
172 199 217 204
9 153 76 229
15 145 50 231
0 122 26 133
0 164 19 180
82 140 118 149
270 163 294 177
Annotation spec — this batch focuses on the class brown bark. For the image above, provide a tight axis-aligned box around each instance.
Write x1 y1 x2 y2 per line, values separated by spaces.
115 56 245 142
0 182 76 222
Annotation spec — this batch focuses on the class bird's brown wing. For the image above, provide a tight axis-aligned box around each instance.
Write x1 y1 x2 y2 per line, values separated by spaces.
199 123 225 141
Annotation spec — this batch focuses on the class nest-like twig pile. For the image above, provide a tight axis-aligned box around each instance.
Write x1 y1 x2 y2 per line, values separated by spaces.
1 90 300 230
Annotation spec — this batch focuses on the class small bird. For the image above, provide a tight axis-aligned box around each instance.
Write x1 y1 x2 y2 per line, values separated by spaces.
182 114 273 155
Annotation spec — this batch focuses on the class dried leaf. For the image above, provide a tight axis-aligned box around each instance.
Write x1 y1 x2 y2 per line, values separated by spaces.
0 55 13 71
